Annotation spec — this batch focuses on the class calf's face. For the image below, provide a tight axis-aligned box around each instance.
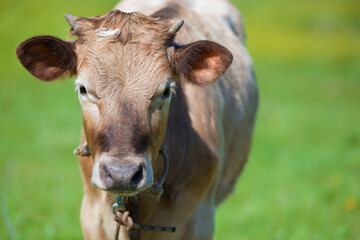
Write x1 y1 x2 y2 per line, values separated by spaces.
16 10 232 195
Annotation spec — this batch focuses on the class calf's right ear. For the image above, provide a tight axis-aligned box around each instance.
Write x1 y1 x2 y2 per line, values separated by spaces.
16 36 77 81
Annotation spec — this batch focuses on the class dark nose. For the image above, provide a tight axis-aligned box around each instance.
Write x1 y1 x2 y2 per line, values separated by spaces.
101 163 144 191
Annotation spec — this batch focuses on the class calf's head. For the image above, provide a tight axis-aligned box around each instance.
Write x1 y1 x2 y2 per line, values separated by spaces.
16 10 232 195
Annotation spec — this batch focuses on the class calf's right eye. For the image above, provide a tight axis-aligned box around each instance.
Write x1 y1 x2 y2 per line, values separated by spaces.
79 86 87 95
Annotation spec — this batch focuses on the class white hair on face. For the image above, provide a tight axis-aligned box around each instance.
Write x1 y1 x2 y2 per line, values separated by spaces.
91 155 106 189
98 29 120 37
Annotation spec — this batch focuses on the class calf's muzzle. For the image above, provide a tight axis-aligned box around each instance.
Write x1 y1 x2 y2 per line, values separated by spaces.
101 163 144 191
92 154 152 194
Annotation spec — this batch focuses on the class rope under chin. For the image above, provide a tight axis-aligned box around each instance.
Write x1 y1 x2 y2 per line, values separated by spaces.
73 144 176 239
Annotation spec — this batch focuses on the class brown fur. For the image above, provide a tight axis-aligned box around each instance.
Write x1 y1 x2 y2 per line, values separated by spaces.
175 40 233 85
70 10 175 46
16 0 258 239
151 3 181 20
16 36 77 81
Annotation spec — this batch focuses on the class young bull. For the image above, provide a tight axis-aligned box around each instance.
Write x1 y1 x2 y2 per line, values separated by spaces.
16 0 258 239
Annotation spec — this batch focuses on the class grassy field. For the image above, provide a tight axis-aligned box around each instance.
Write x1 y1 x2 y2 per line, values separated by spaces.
1 0 359 239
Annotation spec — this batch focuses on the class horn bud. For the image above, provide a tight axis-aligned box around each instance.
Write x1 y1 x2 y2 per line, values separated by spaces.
168 19 184 35
65 13 79 29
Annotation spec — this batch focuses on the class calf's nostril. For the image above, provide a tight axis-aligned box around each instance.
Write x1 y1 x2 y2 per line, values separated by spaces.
130 165 143 186
103 165 112 180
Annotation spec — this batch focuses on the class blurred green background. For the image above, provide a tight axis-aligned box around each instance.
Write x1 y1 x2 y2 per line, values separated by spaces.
0 0 359 239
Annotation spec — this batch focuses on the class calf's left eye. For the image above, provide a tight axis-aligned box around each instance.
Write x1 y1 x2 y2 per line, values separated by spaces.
162 87 171 99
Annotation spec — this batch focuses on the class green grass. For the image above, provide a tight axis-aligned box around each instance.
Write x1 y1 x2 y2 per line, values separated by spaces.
0 0 359 239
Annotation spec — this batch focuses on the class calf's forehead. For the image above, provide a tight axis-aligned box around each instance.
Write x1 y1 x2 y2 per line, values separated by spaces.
68 10 180 98
75 40 172 99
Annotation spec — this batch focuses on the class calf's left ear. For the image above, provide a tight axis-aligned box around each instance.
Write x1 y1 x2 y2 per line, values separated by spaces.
174 40 233 86
16 36 77 81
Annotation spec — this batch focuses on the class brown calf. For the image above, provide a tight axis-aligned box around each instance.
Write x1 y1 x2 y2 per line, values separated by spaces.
16 0 258 239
